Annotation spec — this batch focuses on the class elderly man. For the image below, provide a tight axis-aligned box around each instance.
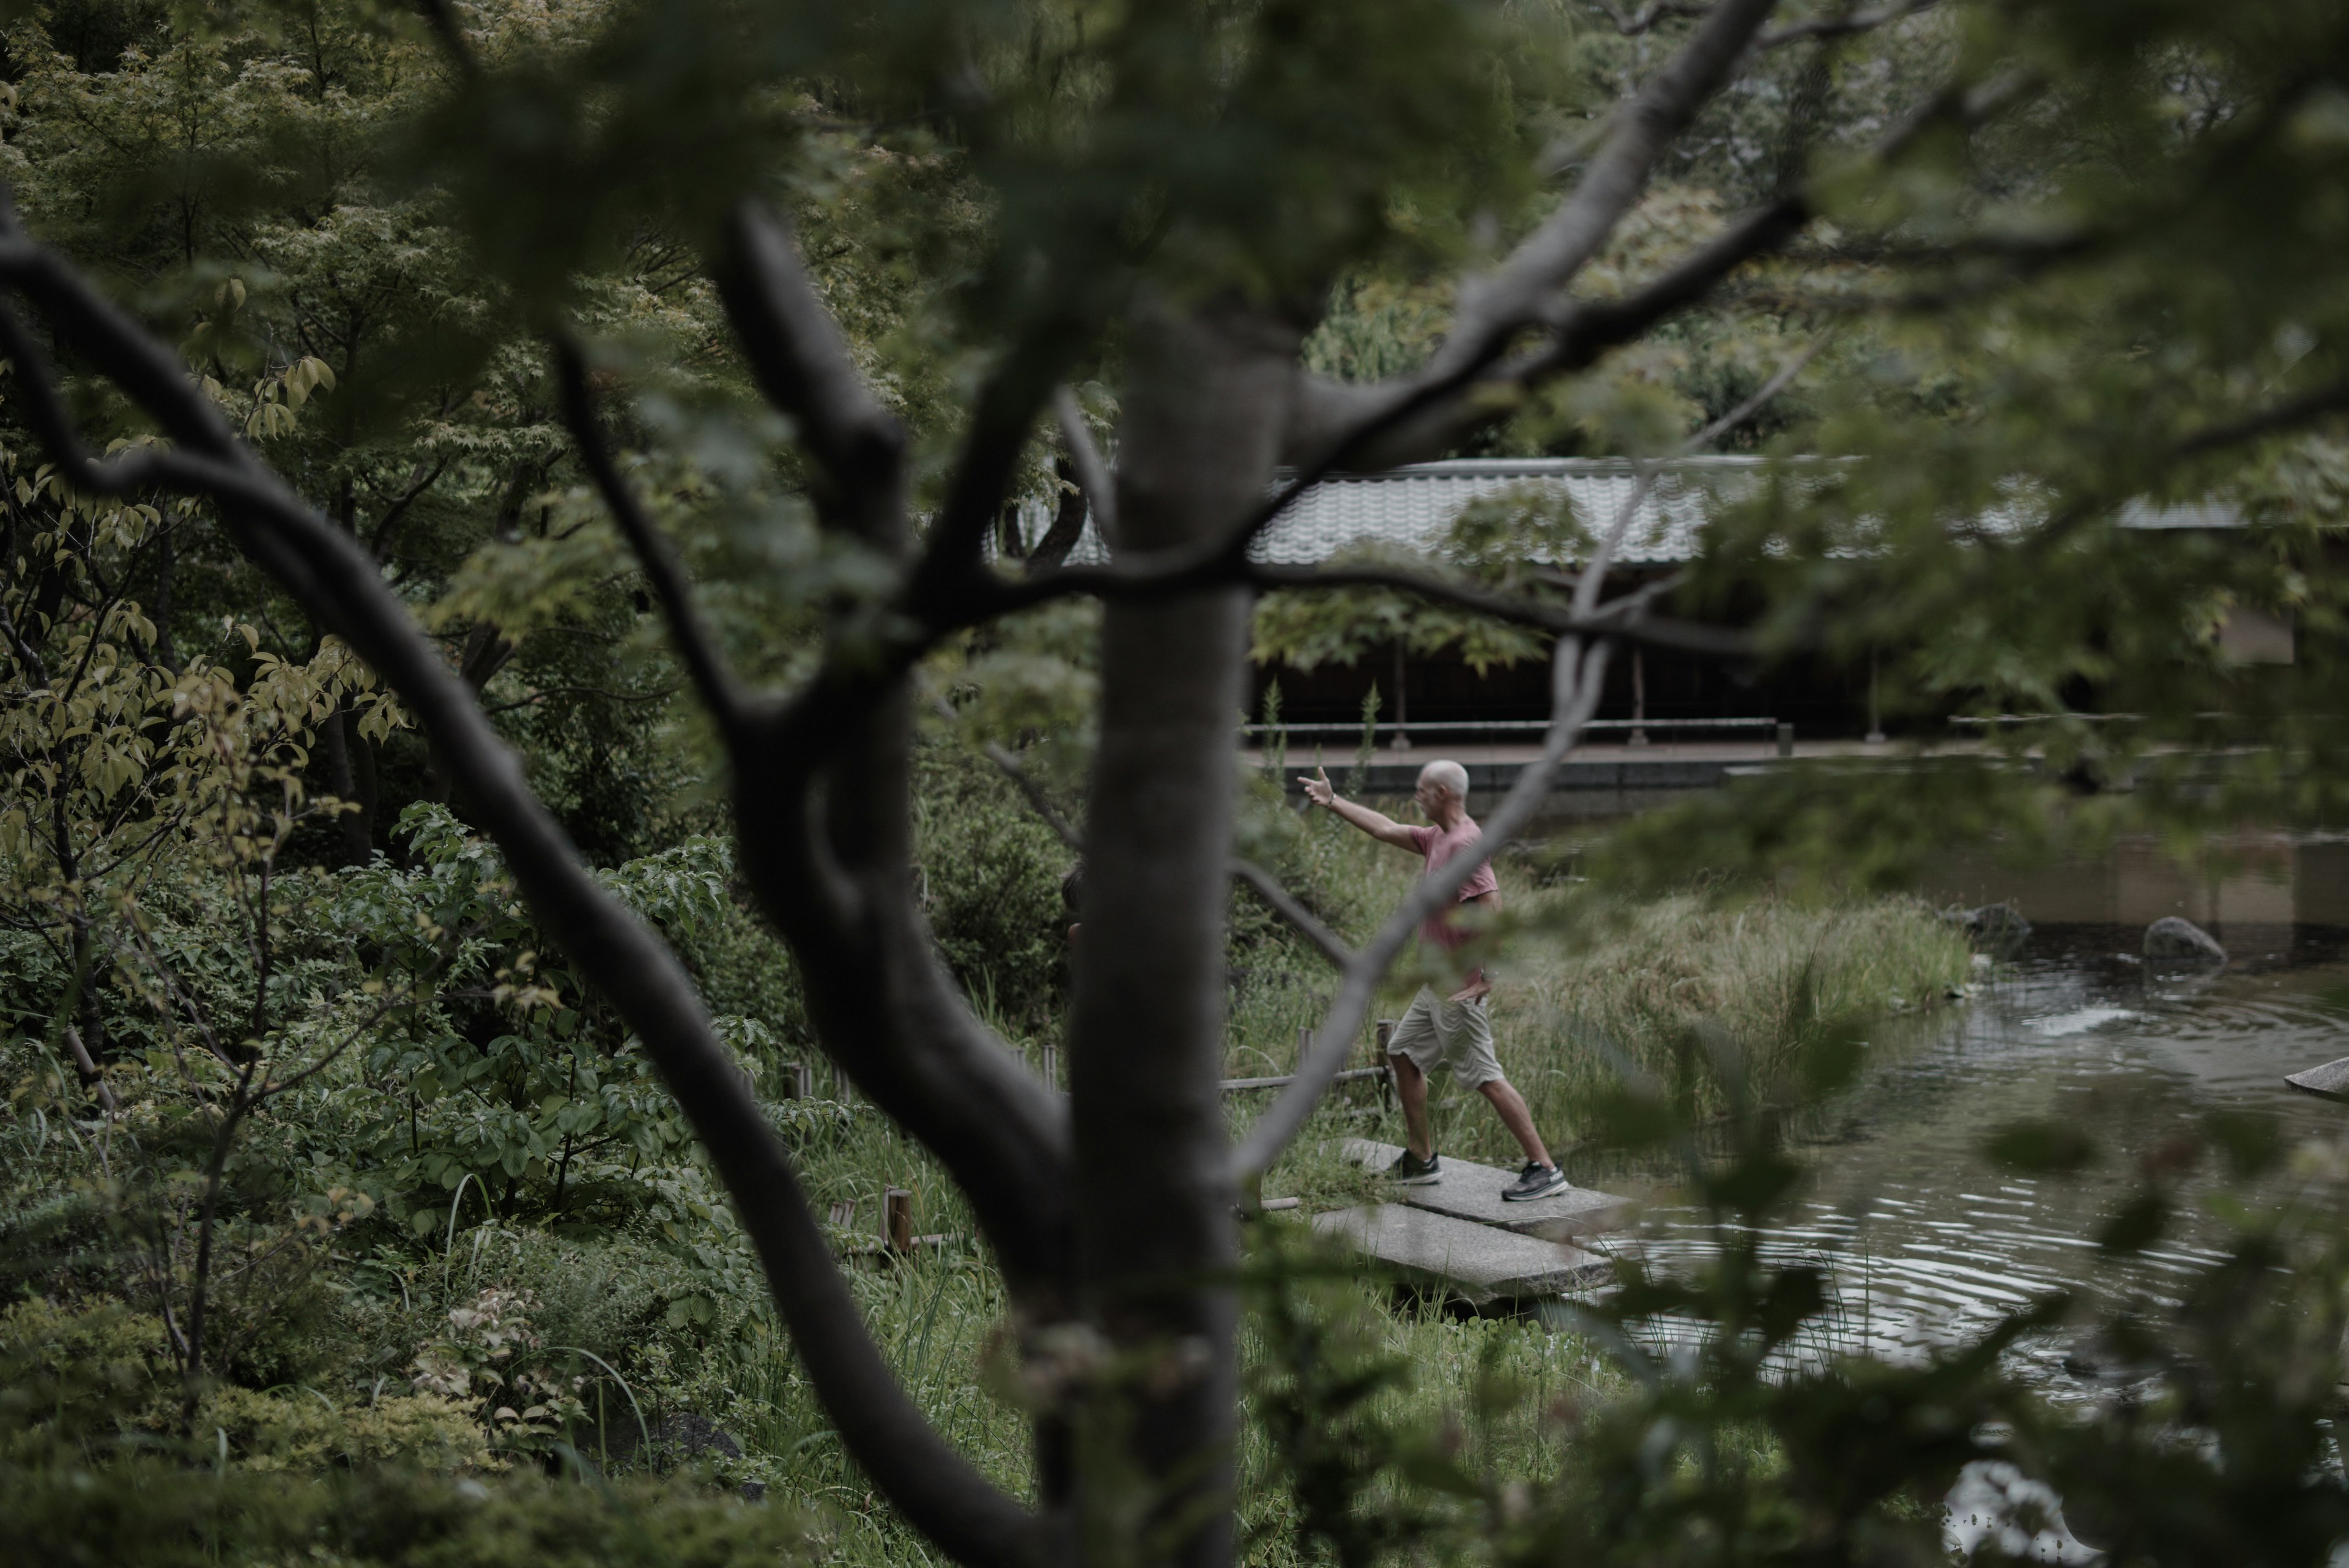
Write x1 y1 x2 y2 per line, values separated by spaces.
1299 760 1568 1201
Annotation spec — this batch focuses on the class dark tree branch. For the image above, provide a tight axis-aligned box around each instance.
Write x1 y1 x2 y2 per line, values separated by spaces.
1229 858 1354 969
1438 0 1784 377
904 332 1076 614
2174 377 2349 461
709 203 906 538
946 696 1086 852
0 299 185 497
412 0 480 78
0 211 1043 1568
1025 457 1092 573
552 339 752 736
364 456 451 560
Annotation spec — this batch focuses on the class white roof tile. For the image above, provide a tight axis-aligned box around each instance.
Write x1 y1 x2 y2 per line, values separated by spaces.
1009 456 2243 566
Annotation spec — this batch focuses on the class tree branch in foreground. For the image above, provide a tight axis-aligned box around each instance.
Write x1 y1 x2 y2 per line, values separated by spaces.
552 340 752 737
1052 385 1119 548
0 212 1042 1568
1286 69 2028 475
710 202 907 536
1230 858 1355 969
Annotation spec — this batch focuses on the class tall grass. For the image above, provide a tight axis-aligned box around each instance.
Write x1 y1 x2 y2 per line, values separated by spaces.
1229 805 1973 1169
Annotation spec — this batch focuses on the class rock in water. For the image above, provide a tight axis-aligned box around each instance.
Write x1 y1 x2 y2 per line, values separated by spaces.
2144 916 2226 965
1945 901 2031 953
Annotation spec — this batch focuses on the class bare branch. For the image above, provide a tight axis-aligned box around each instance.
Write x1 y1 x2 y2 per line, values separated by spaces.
945 694 1086 852
363 456 451 560
1052 385 1118 547
1289 72 2029 475
1230 858 1353 969
1025 458 1092 573
2174 377 2349 461
0 215 1043 1568
552 339 751 735
710 203 907 535
62 1024 117 1117
1437 0 1782 378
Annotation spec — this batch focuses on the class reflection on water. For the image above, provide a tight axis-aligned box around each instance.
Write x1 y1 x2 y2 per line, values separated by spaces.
1570 919 2349 1397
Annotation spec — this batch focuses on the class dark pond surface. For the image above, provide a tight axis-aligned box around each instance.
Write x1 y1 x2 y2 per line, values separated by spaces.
1569 835 2349 1396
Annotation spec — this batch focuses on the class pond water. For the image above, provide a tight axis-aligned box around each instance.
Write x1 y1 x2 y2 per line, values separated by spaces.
1569 836 2349 1397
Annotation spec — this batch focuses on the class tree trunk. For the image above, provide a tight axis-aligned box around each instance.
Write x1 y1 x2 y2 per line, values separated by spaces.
1067 303 1296 1568
321 704 379 863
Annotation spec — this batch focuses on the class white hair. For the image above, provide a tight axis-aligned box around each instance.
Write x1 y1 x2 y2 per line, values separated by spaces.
1419 759 1469 801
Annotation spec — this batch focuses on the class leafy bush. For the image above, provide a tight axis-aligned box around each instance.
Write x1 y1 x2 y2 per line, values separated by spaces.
911 743 1076 1033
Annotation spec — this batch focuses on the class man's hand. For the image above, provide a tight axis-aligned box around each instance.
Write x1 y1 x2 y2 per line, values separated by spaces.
1447 976 1490 1005
1302 767 1419 847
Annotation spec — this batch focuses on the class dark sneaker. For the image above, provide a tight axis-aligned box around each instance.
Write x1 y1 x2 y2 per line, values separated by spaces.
1385 1148 1442 1185
1502 1161 1570 1202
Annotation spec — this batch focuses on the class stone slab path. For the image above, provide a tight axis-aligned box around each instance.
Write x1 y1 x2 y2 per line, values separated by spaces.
1309 1205 1613 1306
1338 1139 1635 1242
2287 1055 2349 1099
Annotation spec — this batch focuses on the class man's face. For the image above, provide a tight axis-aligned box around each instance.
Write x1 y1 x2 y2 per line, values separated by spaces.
1414 774 1447 819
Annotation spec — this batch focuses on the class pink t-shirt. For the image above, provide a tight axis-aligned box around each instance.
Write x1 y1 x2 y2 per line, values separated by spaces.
1406 819 1497 956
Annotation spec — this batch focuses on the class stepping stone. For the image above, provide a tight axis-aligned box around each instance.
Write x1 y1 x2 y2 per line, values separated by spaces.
1310 1204 1613 1306
2287 1055 2349 1100
1339 1139 1635 1242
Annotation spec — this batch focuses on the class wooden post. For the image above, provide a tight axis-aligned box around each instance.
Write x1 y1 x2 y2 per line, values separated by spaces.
1629 647 1649 746
1297 1025 1312 1072
885 1188 913 1254
1776 722 1795 759
779 1061 807 1099
1390 640 1411 751
1866 650 1886 745
1374 1020 1397 1112
1041 1041 1058 1090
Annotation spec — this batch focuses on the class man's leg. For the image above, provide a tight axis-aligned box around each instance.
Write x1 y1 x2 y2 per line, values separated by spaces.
1389 1050 1434 1159
1477 1077 1551 1168
1450 996 1557 1172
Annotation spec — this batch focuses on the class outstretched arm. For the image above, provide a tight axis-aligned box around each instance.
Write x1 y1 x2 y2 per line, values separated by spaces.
1298 767 1421 849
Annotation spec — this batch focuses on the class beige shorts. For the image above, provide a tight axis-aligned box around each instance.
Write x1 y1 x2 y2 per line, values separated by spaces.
1386 987 1504 1088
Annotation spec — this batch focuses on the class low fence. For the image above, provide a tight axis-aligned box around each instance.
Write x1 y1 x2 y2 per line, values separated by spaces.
1238 715 1782 750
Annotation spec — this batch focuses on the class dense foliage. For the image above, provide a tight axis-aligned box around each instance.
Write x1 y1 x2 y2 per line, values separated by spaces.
10 2 2349 1567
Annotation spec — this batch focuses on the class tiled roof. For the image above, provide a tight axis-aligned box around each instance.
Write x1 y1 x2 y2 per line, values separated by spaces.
1014 456 2243 567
